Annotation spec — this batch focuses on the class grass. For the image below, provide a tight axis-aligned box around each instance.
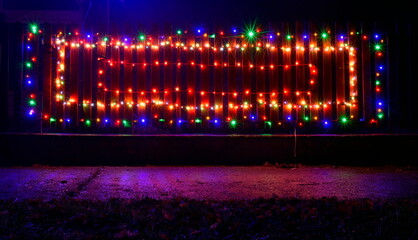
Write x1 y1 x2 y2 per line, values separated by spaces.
0 197 417 239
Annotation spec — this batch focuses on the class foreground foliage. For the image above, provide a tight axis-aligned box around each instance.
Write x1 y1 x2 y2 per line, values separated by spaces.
0 197 417 239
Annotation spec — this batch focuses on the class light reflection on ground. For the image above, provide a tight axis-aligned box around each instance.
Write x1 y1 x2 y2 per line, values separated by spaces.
0 166 417 201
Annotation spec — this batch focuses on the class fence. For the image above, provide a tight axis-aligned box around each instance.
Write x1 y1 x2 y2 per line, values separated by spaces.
20 22 389 134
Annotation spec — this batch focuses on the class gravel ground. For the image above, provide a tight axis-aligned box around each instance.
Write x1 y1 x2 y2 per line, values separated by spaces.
1 165 417 201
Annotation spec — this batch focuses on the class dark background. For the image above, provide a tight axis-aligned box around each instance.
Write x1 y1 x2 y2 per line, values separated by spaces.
2 0 413 24
1 0 416 133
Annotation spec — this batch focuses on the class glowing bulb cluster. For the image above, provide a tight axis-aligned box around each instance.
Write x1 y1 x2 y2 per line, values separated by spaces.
23 23 388 133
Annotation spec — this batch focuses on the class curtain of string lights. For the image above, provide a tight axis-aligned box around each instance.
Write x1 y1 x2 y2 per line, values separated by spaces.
22 23 387 133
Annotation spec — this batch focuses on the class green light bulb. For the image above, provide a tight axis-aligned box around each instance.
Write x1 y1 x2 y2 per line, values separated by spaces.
321 33 328 39
242 21 260 43
247 31 255 39
29 99 36 106
123 120 131 127
29 23 38 34
139 34 145 41
230 120 237 127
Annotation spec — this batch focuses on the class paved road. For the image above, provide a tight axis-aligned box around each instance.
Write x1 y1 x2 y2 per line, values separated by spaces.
1 166 417 201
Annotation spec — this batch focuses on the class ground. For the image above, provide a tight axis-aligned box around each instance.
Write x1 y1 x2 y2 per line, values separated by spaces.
1 165 417 239
1 165 417 201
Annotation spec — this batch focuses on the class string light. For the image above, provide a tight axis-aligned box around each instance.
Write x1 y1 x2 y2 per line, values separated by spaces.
23 24 387 132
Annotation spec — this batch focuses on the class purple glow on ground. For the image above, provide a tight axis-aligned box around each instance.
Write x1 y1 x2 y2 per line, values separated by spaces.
0 166 417 201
